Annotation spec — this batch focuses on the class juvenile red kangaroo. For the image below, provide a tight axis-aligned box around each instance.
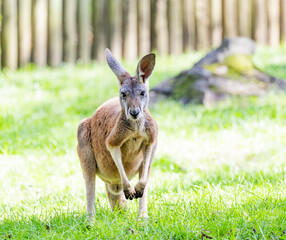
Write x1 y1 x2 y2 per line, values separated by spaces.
77 49 158 218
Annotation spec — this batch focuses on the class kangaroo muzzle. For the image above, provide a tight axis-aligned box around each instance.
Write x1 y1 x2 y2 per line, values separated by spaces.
129 108 140 119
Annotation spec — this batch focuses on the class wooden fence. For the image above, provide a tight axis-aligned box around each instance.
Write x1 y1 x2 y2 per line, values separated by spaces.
0 0 286 69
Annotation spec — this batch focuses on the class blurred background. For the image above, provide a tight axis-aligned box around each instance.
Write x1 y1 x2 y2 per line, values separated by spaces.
1 0 285 69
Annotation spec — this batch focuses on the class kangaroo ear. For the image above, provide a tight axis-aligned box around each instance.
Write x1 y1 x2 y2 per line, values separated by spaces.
105 48 131 85
135 53 156 83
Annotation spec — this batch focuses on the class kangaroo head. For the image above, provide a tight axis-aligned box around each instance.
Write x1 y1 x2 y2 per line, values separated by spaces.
105 48 156 121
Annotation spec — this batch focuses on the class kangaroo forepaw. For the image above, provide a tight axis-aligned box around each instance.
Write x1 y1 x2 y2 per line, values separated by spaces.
135 190 143 199
123 186 136 200
134 182 146 199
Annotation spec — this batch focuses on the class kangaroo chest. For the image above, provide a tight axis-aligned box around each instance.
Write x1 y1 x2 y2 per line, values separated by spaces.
121 135 145 160
94 128 147 183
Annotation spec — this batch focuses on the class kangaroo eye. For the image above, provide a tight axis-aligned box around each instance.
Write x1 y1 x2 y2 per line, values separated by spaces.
140 91 146 96
121 92 126 98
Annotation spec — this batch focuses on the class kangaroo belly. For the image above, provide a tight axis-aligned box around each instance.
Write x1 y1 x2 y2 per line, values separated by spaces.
94 147 143 184
93 134 145 184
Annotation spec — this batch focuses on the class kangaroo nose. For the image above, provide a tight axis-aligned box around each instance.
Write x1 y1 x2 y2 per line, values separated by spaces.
130 109 140 118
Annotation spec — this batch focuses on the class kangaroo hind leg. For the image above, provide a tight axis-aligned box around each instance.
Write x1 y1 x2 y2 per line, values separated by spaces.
105 183 127 211
77 119 97 217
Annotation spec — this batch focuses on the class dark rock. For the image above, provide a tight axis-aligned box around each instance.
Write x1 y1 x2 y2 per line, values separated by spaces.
151 37 286 105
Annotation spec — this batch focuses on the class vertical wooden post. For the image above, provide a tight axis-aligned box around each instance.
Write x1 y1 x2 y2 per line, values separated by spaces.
223 0 238 37
2 0 18 69
238 0 252 37
155 0 168 55
211 0 222 46
138 0 151 55
63 0 77 63
124 0 137 60
92 0 98 60
48 0 63 67
93 0 106 61
268 0 280 46
169 0 183 54
19 0 32 67
254 0 267 44
104 0 112 49
195 0 210 49
110 0 122 59
183 0 196 51
33 0 48 67
78 0 91 63
150 0 157 51
281 0 286 44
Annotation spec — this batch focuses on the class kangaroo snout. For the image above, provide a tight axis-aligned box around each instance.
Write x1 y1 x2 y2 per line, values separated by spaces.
129 108 140 119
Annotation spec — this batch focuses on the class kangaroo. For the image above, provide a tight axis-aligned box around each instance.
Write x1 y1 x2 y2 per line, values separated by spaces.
77 49 158 218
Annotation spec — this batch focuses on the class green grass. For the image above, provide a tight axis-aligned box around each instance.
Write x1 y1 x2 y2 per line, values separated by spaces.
1 47 286 239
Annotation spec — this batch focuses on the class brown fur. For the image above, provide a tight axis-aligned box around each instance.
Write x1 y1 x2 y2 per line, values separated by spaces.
77 49 158 218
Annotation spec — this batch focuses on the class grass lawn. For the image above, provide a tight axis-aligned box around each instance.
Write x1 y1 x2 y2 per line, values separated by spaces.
1 47 286 239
